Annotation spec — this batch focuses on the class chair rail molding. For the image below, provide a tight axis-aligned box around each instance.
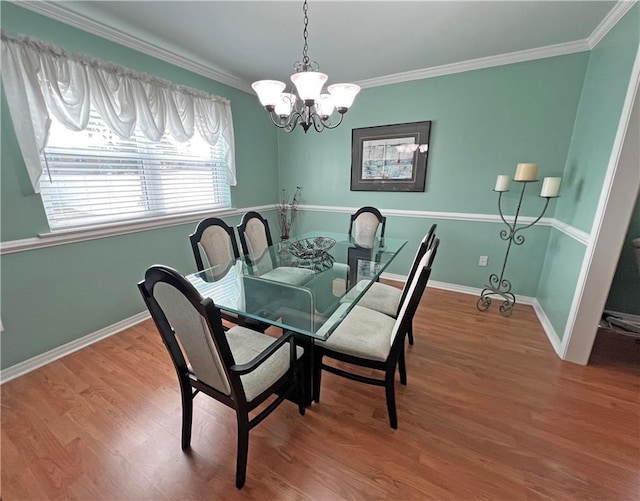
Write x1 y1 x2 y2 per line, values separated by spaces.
0 205 275 255
0 204 589 255
299 205 590 245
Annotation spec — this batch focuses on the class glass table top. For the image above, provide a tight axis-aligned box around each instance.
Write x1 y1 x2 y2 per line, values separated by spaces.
186 231 407 340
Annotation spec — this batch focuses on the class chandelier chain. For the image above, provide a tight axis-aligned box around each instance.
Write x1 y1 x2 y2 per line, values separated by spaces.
302 0 310 68
252 0 360 133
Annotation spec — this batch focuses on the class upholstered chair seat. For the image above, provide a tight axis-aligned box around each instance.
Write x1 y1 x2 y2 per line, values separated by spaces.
348 282 401 318
238 211 313 287
313 240 439 429
226 326 304 401
260 266 315 286
316 305 395 362
340 224 437 345
138 265 305 489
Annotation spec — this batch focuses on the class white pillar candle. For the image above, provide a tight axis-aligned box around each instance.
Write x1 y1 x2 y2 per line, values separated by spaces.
541 177 561 197
494 175 510 192
514 163 538 181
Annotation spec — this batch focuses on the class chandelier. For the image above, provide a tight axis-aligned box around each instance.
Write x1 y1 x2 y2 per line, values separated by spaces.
251 0 360 133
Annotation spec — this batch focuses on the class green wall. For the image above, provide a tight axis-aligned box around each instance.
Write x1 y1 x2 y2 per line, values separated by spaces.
537 5 640 338
606 191 640 315
278 54 589 295
554 6 640 233
2 3 639 370
0 4 279 368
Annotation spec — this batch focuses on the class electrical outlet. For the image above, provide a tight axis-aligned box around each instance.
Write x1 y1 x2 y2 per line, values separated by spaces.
479 255 488 267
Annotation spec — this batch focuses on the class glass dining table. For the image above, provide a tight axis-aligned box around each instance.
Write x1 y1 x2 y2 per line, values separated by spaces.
186 231 407 341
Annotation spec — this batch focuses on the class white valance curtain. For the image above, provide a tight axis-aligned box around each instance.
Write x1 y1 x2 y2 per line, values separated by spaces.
1 32 237 192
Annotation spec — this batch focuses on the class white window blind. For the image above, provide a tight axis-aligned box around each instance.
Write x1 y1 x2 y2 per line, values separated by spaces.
40 108 231 230
1 31 237 202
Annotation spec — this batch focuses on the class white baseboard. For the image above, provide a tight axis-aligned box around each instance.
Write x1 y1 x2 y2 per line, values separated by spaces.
531 299 564 357
381 272 536 304
1 276 566 383
381 272 562 356
0 311 150 384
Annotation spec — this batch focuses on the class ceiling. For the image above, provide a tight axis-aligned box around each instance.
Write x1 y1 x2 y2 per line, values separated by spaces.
23 1 621 91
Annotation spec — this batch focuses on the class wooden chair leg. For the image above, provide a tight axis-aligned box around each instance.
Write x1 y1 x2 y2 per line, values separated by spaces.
235 414 250 489
407 322 414 345
385 368 398 429
313 352 323 403
398 349 407 386
179 380 193 450
296 361 306 416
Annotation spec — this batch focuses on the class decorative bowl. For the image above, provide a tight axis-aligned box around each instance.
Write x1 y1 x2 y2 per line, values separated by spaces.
286 237 336 272
287 236 336 257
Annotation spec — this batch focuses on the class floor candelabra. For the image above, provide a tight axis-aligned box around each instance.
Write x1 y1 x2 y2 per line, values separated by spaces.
477 164 561 316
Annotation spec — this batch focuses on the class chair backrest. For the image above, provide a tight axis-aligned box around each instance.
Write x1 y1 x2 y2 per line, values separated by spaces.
138 265 236 397
397 224 437 310
190 218 240 275
237 211 276 275
348 206 386 248
390 238 439 345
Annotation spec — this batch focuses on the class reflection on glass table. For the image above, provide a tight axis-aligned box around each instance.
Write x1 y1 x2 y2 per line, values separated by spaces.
186 231 407 341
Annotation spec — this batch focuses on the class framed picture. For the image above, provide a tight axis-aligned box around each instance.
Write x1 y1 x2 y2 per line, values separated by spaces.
351 121 431 192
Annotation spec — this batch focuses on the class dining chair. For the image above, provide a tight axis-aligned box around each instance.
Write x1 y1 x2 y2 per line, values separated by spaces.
237 211 313 286
313 240 439 429
355 224 437 345
348 206 386 248
190 217 240 275
190 217 268 332
138 265 305 489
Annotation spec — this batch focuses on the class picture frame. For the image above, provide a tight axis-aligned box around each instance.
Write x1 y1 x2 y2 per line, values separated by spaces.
351 121 431 192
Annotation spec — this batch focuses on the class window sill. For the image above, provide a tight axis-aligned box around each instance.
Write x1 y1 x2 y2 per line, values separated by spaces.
1 204 274 255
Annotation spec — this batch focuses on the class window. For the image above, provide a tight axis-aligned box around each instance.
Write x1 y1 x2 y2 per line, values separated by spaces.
40 108 231 230
2 32 236 232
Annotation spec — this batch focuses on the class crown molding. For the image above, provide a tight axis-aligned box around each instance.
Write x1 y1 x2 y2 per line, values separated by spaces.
588 1 637 49
355 40 590 89
14 0 629 94
11 0 252 93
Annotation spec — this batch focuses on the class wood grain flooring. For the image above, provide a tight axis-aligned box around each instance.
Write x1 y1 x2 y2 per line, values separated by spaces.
2 287 639 500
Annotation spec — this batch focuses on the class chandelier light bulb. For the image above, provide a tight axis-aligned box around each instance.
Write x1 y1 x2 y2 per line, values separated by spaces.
251 80 286 108
291 71 327 104
250 0 359 132
275 93 296 117
327 83 361 111
316 93 335 118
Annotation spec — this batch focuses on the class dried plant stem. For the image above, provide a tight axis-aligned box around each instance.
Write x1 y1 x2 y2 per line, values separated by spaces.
275 186 302 240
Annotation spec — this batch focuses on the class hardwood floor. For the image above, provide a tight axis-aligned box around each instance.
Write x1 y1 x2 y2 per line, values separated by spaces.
2 287 639 499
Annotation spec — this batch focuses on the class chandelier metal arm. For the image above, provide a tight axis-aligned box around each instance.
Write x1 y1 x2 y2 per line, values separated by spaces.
267 106 347 133
252 0 360 133
312 111 344 132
